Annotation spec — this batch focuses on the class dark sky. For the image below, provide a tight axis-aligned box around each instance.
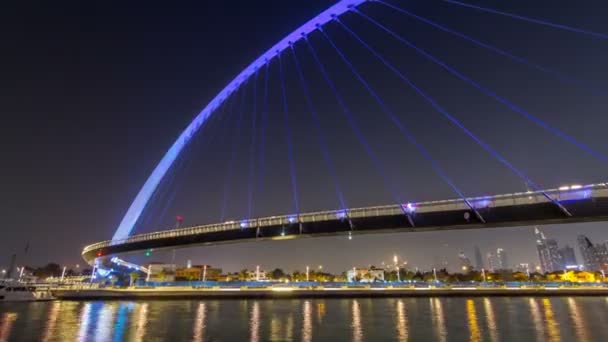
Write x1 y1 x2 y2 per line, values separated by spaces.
1 0 607 273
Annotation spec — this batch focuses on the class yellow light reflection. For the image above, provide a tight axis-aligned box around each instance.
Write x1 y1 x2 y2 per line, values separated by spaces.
134 303 149 342
285 315 294 341
192 302 206 342
466 299 481 342
567 298 588 342
395 300 408 342
430 298 447 342
270 317 280 341
316 302 326 324
352 300 363 342
302 300 312 342
483 298 498 342
542 298 561 342
53 301 79 341
529 298 545 342
250 302 260 342
42 302 61 342
0 313 17 341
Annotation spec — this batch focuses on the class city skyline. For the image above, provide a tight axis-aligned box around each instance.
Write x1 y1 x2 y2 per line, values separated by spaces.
4 222 607 274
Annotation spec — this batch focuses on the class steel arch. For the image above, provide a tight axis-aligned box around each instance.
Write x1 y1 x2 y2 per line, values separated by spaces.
112 0 368 241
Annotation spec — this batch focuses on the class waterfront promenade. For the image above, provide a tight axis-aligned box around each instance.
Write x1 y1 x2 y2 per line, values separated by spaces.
53 285 608 300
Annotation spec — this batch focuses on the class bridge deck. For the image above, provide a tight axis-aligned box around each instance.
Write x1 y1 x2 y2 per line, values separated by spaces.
82 183 608 263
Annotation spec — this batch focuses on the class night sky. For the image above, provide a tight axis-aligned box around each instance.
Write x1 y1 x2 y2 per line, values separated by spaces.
2 0 607 273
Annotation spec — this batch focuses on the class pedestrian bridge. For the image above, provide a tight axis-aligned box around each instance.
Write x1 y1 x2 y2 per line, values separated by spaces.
82 183 608 264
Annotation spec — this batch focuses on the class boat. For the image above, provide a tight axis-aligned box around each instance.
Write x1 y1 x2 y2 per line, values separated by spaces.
0 280 55 302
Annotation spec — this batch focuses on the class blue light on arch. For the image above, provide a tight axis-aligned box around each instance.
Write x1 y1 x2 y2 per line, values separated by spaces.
111 0 369 241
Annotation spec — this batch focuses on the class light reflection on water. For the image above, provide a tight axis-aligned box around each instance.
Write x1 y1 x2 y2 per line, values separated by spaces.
466 299 481 342
351 300 363 342
542 298 561 342
529 298 545 342
302 300 312 342
249 301 260 342
0 312 17 341
395 300 408 342
0 297 607 341
192 302 206 342
567 297 588 342
483 298 498 342
430 298 446 342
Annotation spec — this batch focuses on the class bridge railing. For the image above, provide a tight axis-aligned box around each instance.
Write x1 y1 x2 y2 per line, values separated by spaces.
83 183 607 256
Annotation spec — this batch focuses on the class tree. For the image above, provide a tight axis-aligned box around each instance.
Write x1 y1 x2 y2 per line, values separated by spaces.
33 263 62 279
129 272 140 286
269 268 286 280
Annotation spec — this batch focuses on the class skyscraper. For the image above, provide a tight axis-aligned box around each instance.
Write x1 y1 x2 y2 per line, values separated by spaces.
474 245 484 270
496 248 509 270
458 251 472 272
578 235 599 271
595 244 608 272
534 227 562 273
558 245 577 268
487 252 498 272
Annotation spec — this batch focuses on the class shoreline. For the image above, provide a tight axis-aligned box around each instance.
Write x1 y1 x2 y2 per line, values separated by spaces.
53 287 608 300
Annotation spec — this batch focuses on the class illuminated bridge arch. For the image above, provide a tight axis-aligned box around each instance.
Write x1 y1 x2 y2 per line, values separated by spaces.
112 0 369 241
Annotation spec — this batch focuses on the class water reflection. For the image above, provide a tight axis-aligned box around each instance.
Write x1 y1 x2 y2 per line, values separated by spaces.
542 298 561 342
430 298 447 342
302 300 312 342
134 303 149 342
395 300 408 342
351 300 363 342
316 302 326 324
2 297 607 341
77 303 92 341
483 298 498 342
528 298 544 342
567 297 588 342
0 312 17 342
466 299 481 342
95 303 117 342
112 304 131 342
285 315 294 341
250 302 260 342
193 302 206 342
42 302 60 342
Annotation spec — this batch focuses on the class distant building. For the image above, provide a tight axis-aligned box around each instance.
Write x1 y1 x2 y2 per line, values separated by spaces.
246 269 267 281
487 252 498 272
578 235 601 271
347 267 385 282
458 251 472 272
515 263 530 273
596 244 608 272
147 263 176 282
558 245 577 268
474 246 484 270
175 265 222 281
535 227 562 273
496 248 509 270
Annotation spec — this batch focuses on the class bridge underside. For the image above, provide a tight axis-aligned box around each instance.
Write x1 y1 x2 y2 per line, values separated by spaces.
83 197 608 264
